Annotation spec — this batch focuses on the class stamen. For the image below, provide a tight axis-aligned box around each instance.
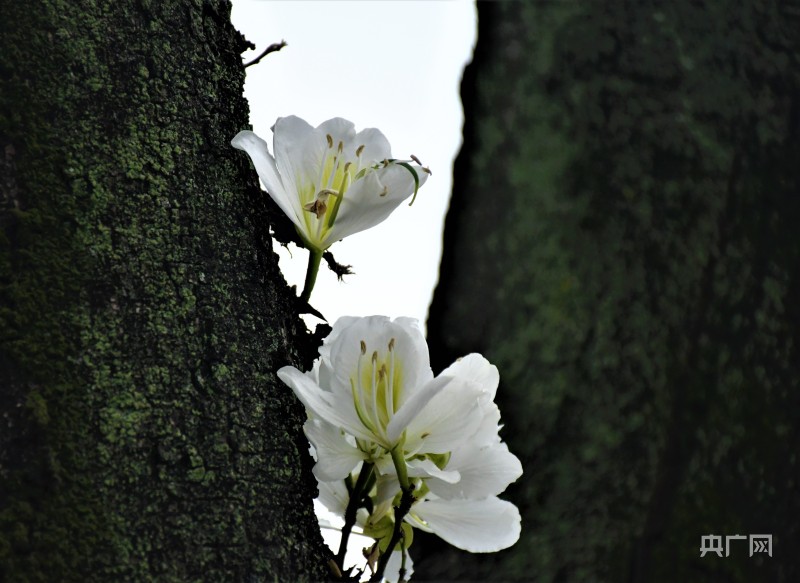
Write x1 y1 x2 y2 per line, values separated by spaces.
388 340 396 416
343 161 351 173
410 154 422 165
379 185 388 197
326 134 333 148
360 340 367 355
337 141 344 154
370 352 381 437
356 144 365 157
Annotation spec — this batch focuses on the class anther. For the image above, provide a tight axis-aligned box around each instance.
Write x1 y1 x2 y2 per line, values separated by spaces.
303 199 327 219
337 141 343 154
422 166 432 175
360 340 367 355
356 144 365 157
371 351 378 364
388 338 395 351
343 161 351 173
410 154 422 165
326 134 333 148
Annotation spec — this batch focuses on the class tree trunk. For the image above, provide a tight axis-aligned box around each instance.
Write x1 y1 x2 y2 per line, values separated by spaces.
422 2 799 582
0 1 328 581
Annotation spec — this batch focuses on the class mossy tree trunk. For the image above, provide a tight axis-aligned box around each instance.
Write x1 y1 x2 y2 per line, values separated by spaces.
421 2 799 582
0 1 328 581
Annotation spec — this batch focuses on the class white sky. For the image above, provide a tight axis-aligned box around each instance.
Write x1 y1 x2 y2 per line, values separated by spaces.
231 0 477 330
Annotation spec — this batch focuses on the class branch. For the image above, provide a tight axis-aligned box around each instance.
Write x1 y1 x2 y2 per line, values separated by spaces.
243 40 287 68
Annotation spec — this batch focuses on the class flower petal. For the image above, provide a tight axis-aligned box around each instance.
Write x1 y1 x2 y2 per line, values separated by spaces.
231 130 302 228
385 374 451 445
278 366 377 445
353 127 392 164
411 497 521 552
438 353 499 406
326 316 433 410
305 418 365 481
401 375 485 454
427 442 522 499
272 115 324 204
406 458 461 484
324 163 427 245
316 478 349 517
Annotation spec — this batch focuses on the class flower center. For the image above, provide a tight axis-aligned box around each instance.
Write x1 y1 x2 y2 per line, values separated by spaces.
350 337 402 448
302 135 366 243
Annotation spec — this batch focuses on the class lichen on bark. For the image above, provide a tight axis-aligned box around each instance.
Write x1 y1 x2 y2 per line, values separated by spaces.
0 1 328 581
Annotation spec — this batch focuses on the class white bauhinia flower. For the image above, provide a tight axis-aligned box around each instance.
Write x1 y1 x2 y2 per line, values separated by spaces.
231 116 429 253
283 315 523 564
278 316 490 476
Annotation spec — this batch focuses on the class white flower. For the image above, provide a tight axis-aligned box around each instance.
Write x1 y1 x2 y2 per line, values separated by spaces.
278 316 489 477
232 117 428 253
282 316 523 557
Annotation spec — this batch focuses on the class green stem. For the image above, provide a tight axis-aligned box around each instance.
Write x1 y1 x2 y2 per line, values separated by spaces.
370 485 415 582
299 248 323 303
370 448 414 581
337 463 374 568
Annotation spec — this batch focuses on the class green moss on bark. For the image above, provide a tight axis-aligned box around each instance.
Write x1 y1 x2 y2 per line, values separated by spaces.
0 1 328 581
424 2 800 582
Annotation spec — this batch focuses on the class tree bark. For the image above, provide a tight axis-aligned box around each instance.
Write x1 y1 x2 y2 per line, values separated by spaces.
0 1 328 581
422 2 800 582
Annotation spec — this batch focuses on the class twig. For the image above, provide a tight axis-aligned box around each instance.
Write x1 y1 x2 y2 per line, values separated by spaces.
244 40 287 68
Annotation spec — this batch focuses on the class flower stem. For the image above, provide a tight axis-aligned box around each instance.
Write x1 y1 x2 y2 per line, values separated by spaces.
370 484 415 582
299 248 323 303
371 448 414 581
337 463 374 567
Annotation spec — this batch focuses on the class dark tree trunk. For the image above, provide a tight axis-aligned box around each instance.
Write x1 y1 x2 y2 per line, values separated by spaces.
422 2 800 582
0 1 328 581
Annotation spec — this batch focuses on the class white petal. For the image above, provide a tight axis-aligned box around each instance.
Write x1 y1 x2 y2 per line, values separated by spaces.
272 115 324 205
438 353 499 406
327 316 433 411
353 127 392 163
231 130 302 228
317 117 357 151
470 403 503 447
406 458 461 484
305 418 364 481
427 443 522 499
383 548 414 583
402 376 485 454
316 478 349 517
412 497 521 552
278 366 377 445
386 375 450 445
324 163 426 245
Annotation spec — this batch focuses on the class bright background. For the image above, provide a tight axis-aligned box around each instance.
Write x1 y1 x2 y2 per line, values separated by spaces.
231 0 477 330
231 0 477 574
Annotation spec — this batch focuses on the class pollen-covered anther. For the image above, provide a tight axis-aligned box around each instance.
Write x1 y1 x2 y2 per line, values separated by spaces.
379 185 388 197
371 351 378 364
410 154 422 165
344 161 351 173
388 338 395 351
355 144 365 157
303 189 338 218
337 141 344 154
360 340 367 355
326 134 333 148
303 199 327 218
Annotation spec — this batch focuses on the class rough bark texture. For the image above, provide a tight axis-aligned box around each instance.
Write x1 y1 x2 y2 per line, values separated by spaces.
0 1 328 581
421 2 799 582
